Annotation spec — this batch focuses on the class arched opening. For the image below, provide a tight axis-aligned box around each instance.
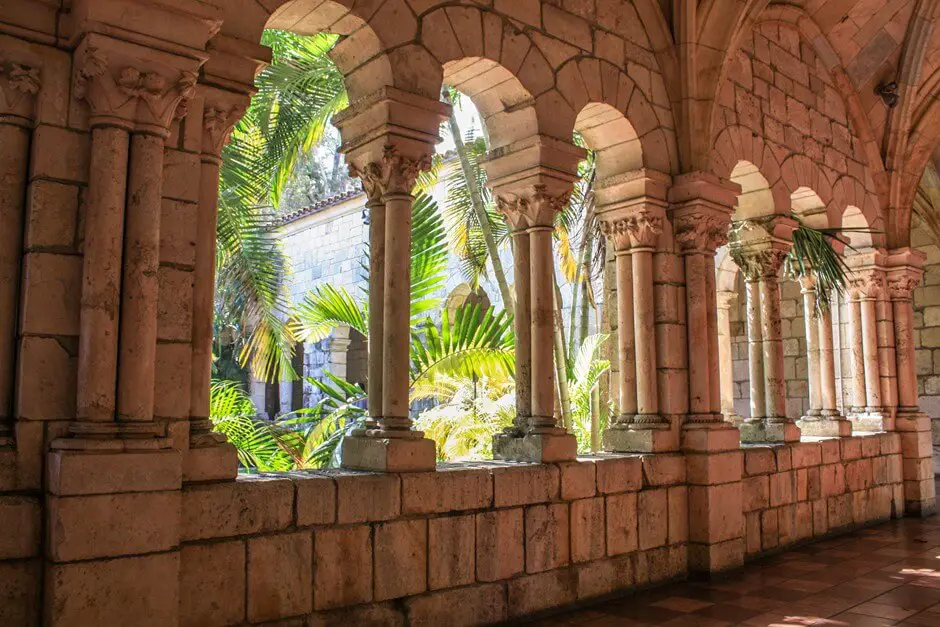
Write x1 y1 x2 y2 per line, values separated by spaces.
730 160 775 219
840 205 875 249
791 186 828 229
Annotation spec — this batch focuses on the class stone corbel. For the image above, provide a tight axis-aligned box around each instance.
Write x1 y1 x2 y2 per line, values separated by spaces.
674 214 729 254
73 33 205 135
198 85 250 162
598 218 631 252
668 171 738 254
885 248 926 302
0 57 41 125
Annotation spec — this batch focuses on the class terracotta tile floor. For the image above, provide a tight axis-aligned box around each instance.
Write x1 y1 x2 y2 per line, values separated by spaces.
530 495 940 626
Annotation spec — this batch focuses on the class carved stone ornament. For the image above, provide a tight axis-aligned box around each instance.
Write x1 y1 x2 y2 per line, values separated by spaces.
74 45 198 135
716 291 737 309
0 57 41 122
202 103 247 159
599 218 631 251
849 269 884 299
625 209 664 248
675 214 728 252
730 247 788 281
495 185 572 231
887 271 920 301
348 145 433 202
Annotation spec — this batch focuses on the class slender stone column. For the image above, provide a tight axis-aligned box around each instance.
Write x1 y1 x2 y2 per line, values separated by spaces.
0 59 38 443
847 295 868 414
510 229 531 428
817 308 840 417
380 189 414 428
683 250 710 416
888 271 921 412
629 211 664 422
529 225 556 426
614 248 637 420
799 276 823 419
705 254 721 415
744 277 765 421
716 292 740 423
759 266 786 422
851 269 886 431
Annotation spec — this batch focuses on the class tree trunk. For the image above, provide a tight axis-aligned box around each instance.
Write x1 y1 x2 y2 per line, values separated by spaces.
568 172 596 357
443 90 515 313
553 271 573 429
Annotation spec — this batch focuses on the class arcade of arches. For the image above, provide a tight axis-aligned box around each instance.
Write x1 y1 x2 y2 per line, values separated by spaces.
2 1 940 625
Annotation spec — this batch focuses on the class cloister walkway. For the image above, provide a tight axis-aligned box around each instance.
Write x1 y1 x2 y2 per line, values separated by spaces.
536 482 940 627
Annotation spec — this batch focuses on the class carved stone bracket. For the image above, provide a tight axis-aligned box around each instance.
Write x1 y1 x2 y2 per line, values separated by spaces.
599 218 631 252
496 185 572 231
199 86 249 161
887 269 921 301
348 144 433 203
675 214 728 253
73 35 203 136
849 268 885 300
0 57 41 125
730 247 788 281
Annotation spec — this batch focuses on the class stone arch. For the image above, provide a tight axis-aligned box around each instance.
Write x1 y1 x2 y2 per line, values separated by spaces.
778 154 835 226
790 187 829 230
830 175 885 249
574 103 642 179
559 57 676 174
729 159 779 219
711 128 788 217
715 246 741 292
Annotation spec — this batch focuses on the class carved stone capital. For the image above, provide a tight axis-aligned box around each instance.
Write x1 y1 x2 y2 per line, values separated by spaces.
200 91 248 160
496 185 571 231
598 218 631 251
730 247 788 281
716 291 737 309
0 57 41 124
849 268 884 300
625 209 664 248
886 268 921 301
348 144 433 202
73 35 203 136
675 214 728 253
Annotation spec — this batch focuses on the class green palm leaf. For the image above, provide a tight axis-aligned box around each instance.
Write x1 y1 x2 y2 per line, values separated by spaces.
292 284 368 342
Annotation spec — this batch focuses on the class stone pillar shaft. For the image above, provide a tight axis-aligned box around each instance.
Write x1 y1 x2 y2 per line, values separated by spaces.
633 246 658 417
759 274 786 420
117 133 164 423
801 281 822 416
716 293 737 421
818 308 839 413
512 230 532 425
367 199 385 427
615 250 637 419
705 254 721 414
745 279 765 420
77 126 130 423
380 192 413 429
684 251 709 414
860 297 882 410
848 297 867 411
529 226 556 425
893 297 918 409
0 123 29 439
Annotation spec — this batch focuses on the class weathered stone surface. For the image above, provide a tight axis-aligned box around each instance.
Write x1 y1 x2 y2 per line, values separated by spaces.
291 472 336 526
570 496 605 562
180 541 245 627
641 454 686 486
525 503 570 572
181 476 293 541
492 463 559 507
405 583 507 626
606 491 638 555
428 514 475 589
308 603 404 627
595 455 642 493
0 496 40 559
314 525 372 610
476 508 524 582
401 467 492 514
638 488 669 549
333 471 400 523
247 532 313 622
507 569 577 618
0 560 40 627
374 519 427 601
559 460 597 500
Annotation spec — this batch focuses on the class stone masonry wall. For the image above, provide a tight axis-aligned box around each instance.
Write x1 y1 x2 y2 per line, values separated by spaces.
173 435 902 626
911 213 940 444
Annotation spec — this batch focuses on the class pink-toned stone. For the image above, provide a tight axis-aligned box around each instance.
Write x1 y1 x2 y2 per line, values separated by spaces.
638 488 669 550
742 475 769 512
180 541 245 627
820 439 841 464
790 442 822 468
428 514 475 590
745 511 761 555
570 497 605 562
689 483 744 544
476 508 524 582
291 472 336 526
492 464 559 507
313 525 372 610
595 455 642 493
769 471 796 506
744 448 776 475
401 467 492 514
685 451 742 485
648 544 687 583
641 454 686 486
247 532 312 622
507 569 577 618
374 519 427 601
559 460 597 500
576 554 634 600
525 503 570 572
0 560 40 626
841 437 862 460
668 486 689 544
405 583 507 626
308 603 403 627
181 476 293 541
334 471 400 523
606 491 638 555
0 496 41 559
861 435 881 458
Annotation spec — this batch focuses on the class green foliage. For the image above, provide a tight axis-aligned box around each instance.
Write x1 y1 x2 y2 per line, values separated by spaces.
210 380 294 471
784 219 853 313
566 334 611 452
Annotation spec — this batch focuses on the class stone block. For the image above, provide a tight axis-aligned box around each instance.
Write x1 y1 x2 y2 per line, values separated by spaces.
904 479 937 516
405 583 507 627
0 560 40 627
777 503 797 546
689 537 744 573
744 448 776 475
507 569 576 618
689 483 744 545
685 451 742 485
525 503 569 572
774 446 793 471
19 252 82 336
812 498 828 536
153 342 192 419
820 438 842 464
158 267 194 341
182 443 238 483
880 433 901 454
841 437 862 460
761 508 778 550
180 540 245 627
492 464 558 507
48 491 180 561
828 493 853 530
595 455 642 493
29 125 89 183
334 471 400 523
790 442 822 468
606 491 638 556
900 431 933 459
769 471 795 506
476 508 523 582
290 472 336 526
313 525 372 610
163 149 201 202
374 519 427 601
46 552 179 627
638 488 669 550
15 336 77 421
742 475 769 512
820 463 846 497
845 459 874 492
871 456 889 485
668 486 689 544
570 497 605 562
870 485 893 521
25 180 79 250
576 555 634 600
641 453 686 486
308 603 404 627
428 514 475 590
648 544 687 583
861 435 881 457
160 199 197 266
745 511 761 555
558 460 596 500
247 532 312 622
181 476 293 541
0 496 41 559
401 467 492 514
340 434 437 471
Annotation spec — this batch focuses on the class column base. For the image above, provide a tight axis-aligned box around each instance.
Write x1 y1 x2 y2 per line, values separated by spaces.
681 420 740 452
847 411 887 432
739 420 800 443
340 432 437 472
603 421 677 453
722 411 743 426
50 422 172 452
492 430 577 462
797 417 852 437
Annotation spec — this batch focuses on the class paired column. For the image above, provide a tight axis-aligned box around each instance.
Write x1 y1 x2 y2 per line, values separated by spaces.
0 60 40 445
847 268 887 431
886 254 936 515
491 185 578 462
716 292 741 423
340 145 438 471
731 244 800 442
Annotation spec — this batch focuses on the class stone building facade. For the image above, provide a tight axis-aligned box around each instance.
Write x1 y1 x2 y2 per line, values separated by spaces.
2 1 940 626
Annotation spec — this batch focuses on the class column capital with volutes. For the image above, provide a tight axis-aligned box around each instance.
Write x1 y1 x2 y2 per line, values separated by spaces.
668 170 739 254
197 84 250 162
885 247 926 302
347 143 434 201
0 55 41 127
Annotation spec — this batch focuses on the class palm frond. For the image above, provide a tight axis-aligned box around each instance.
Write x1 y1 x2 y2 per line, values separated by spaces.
785 219 853 313
292 284 367 343
409 191 449 318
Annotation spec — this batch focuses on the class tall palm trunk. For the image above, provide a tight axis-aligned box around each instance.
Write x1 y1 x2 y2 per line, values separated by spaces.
443 90 514 313
552 271 573 428
567 172 596 357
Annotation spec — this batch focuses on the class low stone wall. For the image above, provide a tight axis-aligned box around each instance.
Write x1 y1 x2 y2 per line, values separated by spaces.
173 434 903 626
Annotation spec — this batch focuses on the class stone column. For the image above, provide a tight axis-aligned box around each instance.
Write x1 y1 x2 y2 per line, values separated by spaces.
851 269 887 431
744 276 765 421
732 239 800 443
0 59 39 445
187 92 246 481
716 292 740 424
799 276 823 419
886 252 935 516
340 145 438 471
802 298 851 436
847 295 868 414
604 223 637 423
492 185 578 462
630 210 663 422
